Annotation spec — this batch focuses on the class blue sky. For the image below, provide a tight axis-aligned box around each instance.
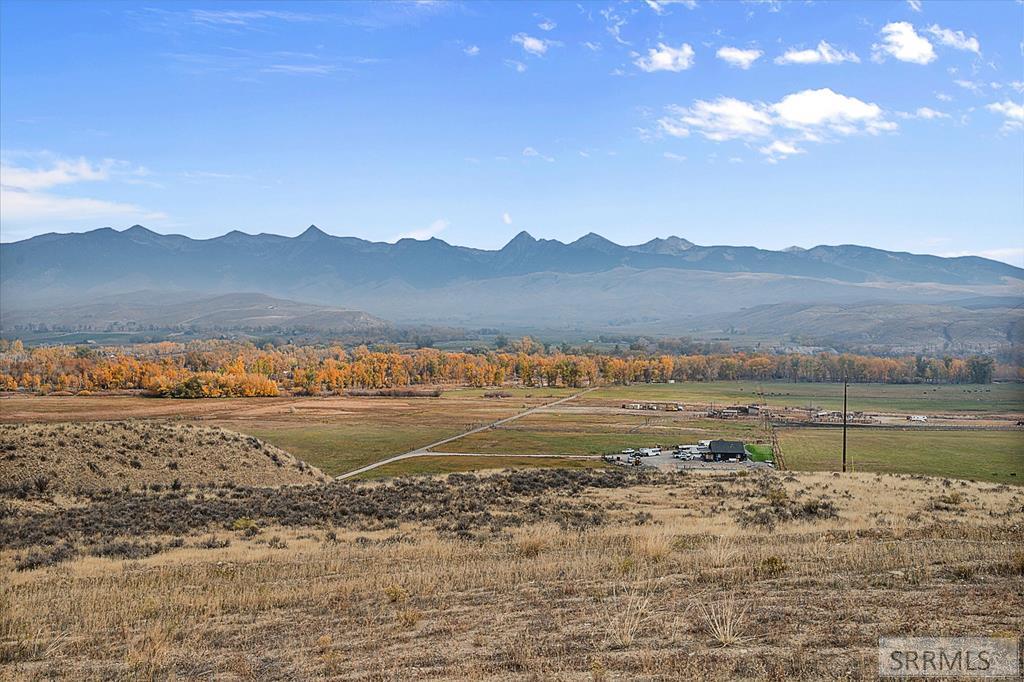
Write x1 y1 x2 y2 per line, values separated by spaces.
1 0 1022 264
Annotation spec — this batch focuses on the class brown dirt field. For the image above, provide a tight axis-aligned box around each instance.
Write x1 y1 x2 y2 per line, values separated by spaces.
2 468 1021 679
0 421 328 495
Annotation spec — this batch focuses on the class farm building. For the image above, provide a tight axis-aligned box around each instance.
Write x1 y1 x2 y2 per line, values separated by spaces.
703 440 747 462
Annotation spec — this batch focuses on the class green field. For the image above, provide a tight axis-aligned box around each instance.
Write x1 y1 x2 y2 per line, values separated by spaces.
434 410 761 456
586 381 1024 414
354 455 605 479
244 424 459 475
778 427 1024 484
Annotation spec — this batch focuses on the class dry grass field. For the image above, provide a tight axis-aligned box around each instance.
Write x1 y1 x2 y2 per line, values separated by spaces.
2 468 1022 679
0 421 328 495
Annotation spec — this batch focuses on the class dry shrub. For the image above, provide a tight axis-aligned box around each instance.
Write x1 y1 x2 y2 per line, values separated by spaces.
396 607 423 628
512 525 555 558
383 584 409 604
631 529 675 563
697 596 750 647
603 583 654 649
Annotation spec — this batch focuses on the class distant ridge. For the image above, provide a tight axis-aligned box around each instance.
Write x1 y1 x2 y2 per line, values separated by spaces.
2 226 1021 341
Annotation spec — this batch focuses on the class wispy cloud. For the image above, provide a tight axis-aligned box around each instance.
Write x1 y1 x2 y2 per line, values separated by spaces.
393 218 449 241
189 9 322 27
513 33 557 57
644 0 698 14
0 152 166 234
634 43 695 72
523 147 555 162
775 40 859 65
986 100 1024 132
925 25 981 54
716 46 762 69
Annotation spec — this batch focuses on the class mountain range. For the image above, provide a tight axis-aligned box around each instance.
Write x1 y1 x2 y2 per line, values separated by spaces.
2 225 1022 351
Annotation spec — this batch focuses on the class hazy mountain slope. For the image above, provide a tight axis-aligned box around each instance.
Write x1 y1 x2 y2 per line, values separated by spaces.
0 292 390 334
3 226 1021 309
2 226 1021 344
685 302 1024 355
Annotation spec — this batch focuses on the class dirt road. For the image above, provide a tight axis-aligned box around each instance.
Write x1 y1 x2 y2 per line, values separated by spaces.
335 388 595 480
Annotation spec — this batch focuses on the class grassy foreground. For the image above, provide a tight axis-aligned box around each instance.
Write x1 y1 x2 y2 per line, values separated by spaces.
3 468 1022 679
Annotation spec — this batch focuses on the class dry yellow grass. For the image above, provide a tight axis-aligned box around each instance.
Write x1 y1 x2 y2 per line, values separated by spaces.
2 469 1022 679
0 421 327 495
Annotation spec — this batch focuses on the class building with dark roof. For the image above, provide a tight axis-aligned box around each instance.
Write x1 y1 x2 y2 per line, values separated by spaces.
704 440 747 462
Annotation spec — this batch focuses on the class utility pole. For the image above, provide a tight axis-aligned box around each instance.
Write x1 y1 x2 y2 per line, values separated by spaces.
842 377 848 473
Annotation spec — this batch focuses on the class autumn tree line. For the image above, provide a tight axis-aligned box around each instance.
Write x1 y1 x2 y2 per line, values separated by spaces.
0 338 1004 398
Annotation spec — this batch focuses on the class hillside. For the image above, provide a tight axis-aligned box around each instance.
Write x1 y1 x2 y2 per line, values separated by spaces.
0 291 390 336
0 421 328 494
686 301 1024 355
2 468 1021 678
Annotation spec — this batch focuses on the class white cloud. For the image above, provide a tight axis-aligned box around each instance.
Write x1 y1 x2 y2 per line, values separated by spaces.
657 88 894 159
463 45 480 56
582 41 601 51
775 40 860 65
954 79 983 92
716 46 762 69
936 92 953 102
634 43 695 72
0 189 166 229
0 153 167 234
655 118 688 137
505 59 527 73
537 18 556 31
987 100 1024 132
393 218 448 241
872 22 936 64
262 64 335 75
662 151 687 161
513 33 552 57
758 140 803 159
502 212 512 225
189 9 319 26
907 0 922 11
600 7 630 45
1 156 112 190
915 106 950 119
522 146 555 162
662 97 773 140
644 0 698 14
1010 81 1024 94
926 25 980 54
773 88 885 131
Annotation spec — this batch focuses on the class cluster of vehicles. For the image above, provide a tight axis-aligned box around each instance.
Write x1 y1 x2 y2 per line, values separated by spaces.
602 441 716 466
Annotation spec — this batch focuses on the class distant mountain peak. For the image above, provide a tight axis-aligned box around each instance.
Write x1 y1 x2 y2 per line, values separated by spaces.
123 225 156 236
297 225 328 240
630 235 695 255
783 245 806 253
504 230 536 247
